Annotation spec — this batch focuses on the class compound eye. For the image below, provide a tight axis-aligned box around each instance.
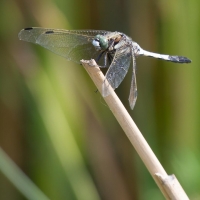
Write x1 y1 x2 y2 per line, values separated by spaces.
92 39 100 47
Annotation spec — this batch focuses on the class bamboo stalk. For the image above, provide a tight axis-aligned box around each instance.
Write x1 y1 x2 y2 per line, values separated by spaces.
81 59 189 200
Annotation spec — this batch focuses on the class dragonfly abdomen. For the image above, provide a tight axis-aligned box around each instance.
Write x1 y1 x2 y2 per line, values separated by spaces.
140 49 191 63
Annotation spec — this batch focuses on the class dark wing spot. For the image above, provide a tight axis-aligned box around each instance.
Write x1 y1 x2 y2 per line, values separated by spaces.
24 27 33 30
45 30 54 34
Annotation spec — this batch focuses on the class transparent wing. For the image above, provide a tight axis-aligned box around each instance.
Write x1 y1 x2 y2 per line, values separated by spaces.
128 54 137 109
102 46 132 97
18 27 110 63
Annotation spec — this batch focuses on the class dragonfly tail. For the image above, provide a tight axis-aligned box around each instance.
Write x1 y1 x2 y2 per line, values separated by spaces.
140 49 191 63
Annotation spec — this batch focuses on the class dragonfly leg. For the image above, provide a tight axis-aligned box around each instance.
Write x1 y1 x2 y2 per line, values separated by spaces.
96 51 109 68
107 53 113 66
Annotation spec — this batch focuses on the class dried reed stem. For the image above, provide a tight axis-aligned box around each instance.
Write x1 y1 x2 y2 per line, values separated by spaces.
81 59 189 200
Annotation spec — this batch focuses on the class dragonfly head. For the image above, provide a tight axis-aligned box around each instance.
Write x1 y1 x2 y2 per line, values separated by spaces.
92 35 108 51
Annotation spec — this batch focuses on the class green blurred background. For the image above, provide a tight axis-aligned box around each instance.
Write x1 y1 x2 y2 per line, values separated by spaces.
0 0 199 199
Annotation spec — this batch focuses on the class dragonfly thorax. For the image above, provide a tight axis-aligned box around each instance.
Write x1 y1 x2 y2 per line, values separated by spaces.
92 35 109 51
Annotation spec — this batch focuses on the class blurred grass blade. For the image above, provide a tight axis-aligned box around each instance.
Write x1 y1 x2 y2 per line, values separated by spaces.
0 147 50 200
26 64 101 200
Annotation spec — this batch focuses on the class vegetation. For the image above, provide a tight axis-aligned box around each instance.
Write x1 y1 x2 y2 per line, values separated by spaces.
0 0 199 199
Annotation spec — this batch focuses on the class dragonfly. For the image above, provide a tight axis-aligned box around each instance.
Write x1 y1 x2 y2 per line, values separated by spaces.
18 28 191 109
